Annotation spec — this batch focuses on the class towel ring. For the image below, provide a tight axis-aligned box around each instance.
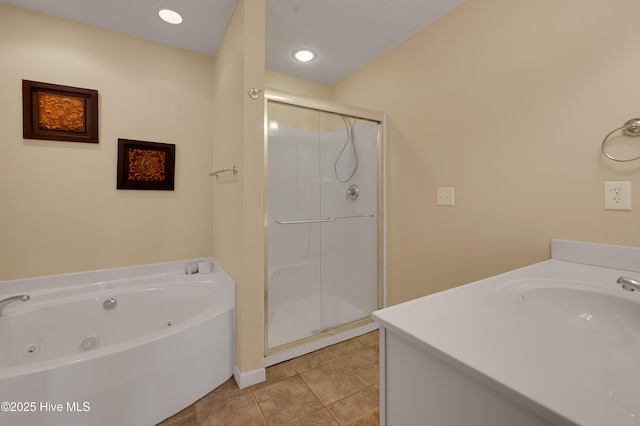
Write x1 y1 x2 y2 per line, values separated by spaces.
601 118 640 162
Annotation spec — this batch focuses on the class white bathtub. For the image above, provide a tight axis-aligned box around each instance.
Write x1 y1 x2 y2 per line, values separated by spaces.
0 259 235 426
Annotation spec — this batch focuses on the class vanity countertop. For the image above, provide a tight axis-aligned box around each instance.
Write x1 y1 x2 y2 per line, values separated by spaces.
373 240 640 426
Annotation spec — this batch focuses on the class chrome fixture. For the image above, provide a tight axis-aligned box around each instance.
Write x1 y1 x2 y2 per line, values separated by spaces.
248 88 262 99
275 218 337 225
617 276 640 292
601 118 640 162
103 298 118 310
0 294 30 317
347 184 359 200
275 214 374 225
209 164 238 180
335 115 358 183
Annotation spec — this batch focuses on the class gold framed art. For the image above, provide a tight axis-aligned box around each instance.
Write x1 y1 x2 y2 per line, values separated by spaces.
22 80 99 143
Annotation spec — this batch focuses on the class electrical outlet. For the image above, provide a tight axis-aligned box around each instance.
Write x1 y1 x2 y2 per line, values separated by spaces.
604 181 631 210
436 187 454 206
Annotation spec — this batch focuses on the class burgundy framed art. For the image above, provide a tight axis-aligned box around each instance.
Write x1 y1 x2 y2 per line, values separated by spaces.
117 139 175 190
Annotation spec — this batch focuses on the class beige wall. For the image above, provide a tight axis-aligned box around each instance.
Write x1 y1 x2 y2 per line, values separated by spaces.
211 0 265 374
0 4 214 280
266 71 333 100
333 0 640 305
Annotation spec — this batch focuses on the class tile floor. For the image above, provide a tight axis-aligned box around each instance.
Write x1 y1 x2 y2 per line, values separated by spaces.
157 330 380 426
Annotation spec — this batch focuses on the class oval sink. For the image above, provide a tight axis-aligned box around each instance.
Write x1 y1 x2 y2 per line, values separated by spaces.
516 287 640 333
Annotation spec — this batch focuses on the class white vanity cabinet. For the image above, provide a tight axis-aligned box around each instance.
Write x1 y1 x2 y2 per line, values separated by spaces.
378 328 557 425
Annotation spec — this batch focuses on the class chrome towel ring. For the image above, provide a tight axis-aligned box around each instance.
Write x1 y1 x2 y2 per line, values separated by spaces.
601 118 640 162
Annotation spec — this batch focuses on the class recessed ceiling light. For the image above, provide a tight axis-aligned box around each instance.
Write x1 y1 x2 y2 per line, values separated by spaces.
159 9 183 25
293 49 316 62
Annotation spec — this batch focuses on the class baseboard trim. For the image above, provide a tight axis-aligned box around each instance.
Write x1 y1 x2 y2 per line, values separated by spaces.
233 364 266 389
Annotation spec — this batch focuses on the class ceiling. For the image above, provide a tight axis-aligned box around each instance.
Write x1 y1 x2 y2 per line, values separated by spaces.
1 0 465 85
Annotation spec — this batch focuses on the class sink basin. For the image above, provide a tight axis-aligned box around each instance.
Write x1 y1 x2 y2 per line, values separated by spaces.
515 286 640 333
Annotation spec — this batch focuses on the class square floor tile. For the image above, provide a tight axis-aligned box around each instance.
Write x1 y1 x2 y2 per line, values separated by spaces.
289 345 341 373
195 378 250 412
253 375 323 424
288 408 339 426
196 393 267 426
339 347 379 386
327 387 378 425
355 330 379 350
346 408 379 426
301 362 366 405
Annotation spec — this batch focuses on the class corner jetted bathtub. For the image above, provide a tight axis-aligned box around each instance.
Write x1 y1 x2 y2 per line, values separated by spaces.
0 258 235 426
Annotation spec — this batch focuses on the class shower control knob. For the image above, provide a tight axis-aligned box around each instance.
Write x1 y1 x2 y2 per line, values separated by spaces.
347 184 359 201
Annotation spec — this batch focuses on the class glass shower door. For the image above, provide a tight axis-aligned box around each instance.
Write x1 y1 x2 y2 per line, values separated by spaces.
267 102 323 348
317 112 378 332
267 101 379 351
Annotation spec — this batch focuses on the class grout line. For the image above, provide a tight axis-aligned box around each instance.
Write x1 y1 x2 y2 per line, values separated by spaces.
249 390 270 425
325 406 342 425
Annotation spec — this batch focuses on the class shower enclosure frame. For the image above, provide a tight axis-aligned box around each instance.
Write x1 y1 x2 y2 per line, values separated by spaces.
263 88 386 358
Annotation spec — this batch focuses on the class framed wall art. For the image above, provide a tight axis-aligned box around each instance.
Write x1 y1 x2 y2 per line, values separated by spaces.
117 139 175 190
22 80 99 143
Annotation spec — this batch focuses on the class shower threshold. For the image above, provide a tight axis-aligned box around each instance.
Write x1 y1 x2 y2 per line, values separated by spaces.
263 317 378 367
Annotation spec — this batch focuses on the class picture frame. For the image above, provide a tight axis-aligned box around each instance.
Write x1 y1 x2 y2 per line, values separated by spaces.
117 139 175 190
22 80 99 143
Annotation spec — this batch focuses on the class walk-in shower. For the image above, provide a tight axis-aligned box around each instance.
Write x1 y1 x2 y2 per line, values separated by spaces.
264 90 384 359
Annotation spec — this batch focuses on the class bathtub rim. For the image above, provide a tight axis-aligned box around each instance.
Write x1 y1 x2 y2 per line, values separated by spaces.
0 257 231 296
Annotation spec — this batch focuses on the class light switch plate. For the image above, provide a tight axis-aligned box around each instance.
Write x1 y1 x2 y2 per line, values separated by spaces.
437 187 454 206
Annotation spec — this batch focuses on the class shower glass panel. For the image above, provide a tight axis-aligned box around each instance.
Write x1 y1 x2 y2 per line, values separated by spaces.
267 101 379 351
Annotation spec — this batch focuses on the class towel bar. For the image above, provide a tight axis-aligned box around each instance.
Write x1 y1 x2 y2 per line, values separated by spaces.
209 165 238 179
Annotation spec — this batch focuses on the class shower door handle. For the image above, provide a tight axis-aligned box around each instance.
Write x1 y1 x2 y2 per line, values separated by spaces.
274 214 373 224
333 214 374 220
274 218 336 225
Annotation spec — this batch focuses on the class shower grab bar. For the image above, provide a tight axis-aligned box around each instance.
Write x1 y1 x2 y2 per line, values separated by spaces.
274 214 373 225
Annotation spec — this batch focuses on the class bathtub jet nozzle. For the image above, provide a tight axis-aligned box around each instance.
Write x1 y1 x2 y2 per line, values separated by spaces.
103 298 117 310
0 294 30 317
